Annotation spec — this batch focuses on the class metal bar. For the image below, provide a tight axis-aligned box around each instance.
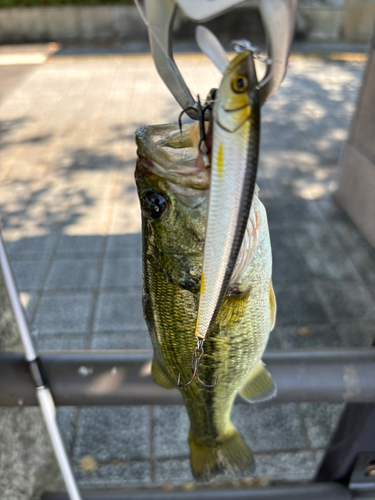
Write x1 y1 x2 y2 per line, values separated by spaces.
41 482 353 500
316 404 375 485
1 348 375 407
0 226 37 362
0 230 83 500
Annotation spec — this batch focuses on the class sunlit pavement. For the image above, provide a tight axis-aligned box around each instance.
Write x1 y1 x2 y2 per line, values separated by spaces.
1 49 375 490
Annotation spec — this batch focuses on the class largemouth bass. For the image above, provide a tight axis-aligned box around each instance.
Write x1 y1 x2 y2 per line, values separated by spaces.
135 123 277 482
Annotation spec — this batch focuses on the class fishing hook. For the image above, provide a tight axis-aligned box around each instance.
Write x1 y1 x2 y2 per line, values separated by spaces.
178 95 211 164
177 338 218 388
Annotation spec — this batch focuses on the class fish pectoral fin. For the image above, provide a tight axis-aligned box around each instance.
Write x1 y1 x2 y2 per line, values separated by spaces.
151 359 174 389
239 360 276 403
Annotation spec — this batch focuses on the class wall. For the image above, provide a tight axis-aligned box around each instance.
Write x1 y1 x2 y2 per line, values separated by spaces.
297 0 375 43
0 1 374 45
335 23 375 249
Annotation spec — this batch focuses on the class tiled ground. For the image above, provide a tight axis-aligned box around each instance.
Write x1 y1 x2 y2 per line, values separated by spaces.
1 51 375 490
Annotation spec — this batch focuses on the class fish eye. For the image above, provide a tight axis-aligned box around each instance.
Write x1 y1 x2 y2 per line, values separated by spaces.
232 75 248 93
141 189 169 219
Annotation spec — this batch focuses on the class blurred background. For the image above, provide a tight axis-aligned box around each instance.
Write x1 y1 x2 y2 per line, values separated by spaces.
0 1 375 499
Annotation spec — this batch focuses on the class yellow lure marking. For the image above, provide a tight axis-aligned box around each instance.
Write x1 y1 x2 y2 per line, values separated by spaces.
217 143 223 180
195 272 205 338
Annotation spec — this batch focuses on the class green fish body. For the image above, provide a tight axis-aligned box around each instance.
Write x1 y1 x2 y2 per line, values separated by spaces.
135 123 276 482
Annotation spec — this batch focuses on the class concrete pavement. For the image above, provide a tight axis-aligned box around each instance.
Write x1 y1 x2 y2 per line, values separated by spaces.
0 48 374 496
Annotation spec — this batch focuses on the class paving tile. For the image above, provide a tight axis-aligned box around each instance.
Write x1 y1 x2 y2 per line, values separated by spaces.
272 249 310 286
56 407 79 453
154 459 193 484
300 403 344 449
267 121 315 154
275 324 341 349
153 406 190 459
232 403 309 452
101 256 142 288
254 451 319 480
56 234 105 255
315 281 375 323
45 258 101 290
19 291 39 322
75 460 151 487
335 322 375 347
262 202 285 229
94 290 146 332
91 331 152 349
302 248 362 282
269 227 297 253
274 284 329 325
37 334 87 350
348 249 375 284
280 200 325 227
331 216 375 256
322 196 374 253
106 233 142 255
73 407 151 461
10 259 48 291
265 331 281 350
33 292 93 334
292 221 344 255
8 234 58 257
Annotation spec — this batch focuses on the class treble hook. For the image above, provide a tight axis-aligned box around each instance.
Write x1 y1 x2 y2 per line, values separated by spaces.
177 338 218 388
178 95 211 165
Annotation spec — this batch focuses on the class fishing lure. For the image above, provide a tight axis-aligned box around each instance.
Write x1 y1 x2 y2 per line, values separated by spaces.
179 42 261 387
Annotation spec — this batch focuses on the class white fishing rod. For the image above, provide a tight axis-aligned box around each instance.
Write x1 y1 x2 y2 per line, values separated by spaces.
0 228 82 500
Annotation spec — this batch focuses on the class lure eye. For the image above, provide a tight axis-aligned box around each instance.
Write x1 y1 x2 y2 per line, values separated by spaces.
141 189 169 219
232 75 248 93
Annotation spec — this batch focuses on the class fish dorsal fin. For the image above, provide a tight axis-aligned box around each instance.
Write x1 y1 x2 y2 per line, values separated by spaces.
152 358 174 389
239 360 276 403
195 25 229 74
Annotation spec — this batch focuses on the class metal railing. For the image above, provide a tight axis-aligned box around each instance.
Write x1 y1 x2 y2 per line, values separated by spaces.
2 230 375 499
1 348 375 407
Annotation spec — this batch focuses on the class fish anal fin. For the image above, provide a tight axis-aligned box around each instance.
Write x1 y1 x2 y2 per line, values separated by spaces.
239 360 276 403
152 359 174 389
269 281 277 331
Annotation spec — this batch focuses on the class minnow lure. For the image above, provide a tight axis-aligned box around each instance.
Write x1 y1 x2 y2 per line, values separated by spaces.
187 48 261 377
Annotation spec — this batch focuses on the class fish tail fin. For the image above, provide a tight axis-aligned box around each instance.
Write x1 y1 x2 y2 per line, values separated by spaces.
188 426 254 482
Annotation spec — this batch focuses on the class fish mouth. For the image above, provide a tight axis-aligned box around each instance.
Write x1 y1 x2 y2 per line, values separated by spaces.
135 124 210 191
